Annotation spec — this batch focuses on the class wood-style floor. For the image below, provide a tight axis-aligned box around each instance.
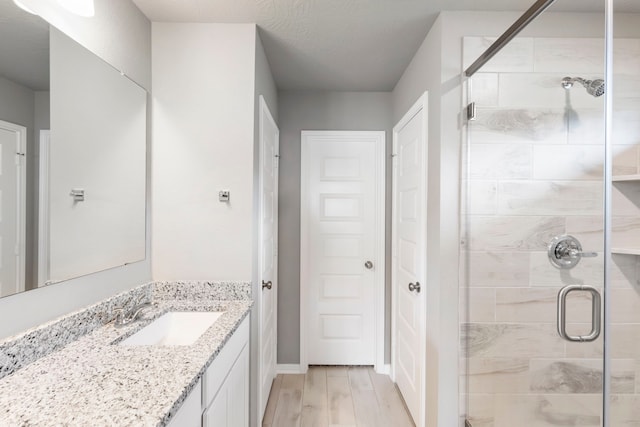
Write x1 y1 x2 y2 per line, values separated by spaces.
262 366 415 427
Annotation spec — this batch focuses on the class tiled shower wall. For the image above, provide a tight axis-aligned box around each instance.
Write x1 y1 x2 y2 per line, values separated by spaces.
461 36 640 426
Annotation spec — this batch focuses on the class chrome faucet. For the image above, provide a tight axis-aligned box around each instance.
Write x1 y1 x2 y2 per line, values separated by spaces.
113 299 152 328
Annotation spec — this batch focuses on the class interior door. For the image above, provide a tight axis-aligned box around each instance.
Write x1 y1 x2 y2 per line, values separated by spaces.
0 120 26 297
258 96 279 420
301 131 384 366
392 94 427 426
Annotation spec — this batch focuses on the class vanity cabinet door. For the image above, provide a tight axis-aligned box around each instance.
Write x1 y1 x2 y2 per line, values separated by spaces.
202 343 249 427
227 344 249 426
167 379 202 427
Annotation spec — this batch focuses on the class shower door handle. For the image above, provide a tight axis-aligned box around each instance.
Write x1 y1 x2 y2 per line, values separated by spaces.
557 284 601 342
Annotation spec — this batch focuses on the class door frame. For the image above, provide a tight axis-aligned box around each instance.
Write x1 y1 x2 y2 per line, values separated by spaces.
38 130 50 287
390 92 428 426
257 96 279 419
0 119 27 294
300 130 386 373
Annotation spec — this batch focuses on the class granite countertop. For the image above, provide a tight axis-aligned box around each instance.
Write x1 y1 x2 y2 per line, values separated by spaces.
0 298 252 426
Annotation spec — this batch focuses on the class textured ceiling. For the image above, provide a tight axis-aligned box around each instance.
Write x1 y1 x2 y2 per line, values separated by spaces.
131 0 636 92
0 0 49 91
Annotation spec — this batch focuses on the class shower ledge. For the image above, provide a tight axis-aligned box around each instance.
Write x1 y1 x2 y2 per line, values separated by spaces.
611 248 640 255
612 174 640 182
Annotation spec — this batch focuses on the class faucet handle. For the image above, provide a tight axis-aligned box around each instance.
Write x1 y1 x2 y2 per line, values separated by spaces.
112 307 126 324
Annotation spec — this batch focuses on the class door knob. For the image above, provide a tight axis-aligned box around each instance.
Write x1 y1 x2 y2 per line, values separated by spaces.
364 261 374 269
408 282 421 293
262 280 272 290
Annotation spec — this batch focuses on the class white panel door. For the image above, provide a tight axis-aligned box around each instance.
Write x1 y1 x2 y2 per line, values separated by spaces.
392 94 427 426
302 131 384 366
258 97 279 420
0 120 26 297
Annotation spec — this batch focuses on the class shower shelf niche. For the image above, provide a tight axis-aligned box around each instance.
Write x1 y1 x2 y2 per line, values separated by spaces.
611 174 640 256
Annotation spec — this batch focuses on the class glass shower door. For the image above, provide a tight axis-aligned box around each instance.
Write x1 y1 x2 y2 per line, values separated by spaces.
461 21 608 426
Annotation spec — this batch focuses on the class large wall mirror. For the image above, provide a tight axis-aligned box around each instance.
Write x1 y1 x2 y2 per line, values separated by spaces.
0 0 146 298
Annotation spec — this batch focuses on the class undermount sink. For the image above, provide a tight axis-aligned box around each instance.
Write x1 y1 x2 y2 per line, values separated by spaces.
119 311 224 346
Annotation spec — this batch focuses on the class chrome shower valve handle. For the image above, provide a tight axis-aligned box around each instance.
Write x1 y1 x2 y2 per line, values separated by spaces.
548 235 598 269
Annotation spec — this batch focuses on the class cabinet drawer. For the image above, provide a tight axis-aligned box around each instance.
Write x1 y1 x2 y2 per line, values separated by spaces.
202 316 249 409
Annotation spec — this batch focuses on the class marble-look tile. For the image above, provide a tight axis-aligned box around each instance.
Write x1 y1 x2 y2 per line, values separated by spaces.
612 96 640 112
533 38 604 74
467 216 565 252
613 74 640 100
613 38 640 76
494 394 601 427
530 359 634 394
608 324 640 359
495 287 592 323
612 216 640 249
566 109 605 146
461 323 564 358
530 360 602 393
466 358 530 393
564 216 604 251
498 73 600 110
613 145 639 176
471 108 566 144
461 288 496 322
464 181 497 215
613 111 640 147
470 73 499 107
463 36 534 72
467 252 530 287
609 395 640 426
467 394 496 427
468 144 532 179
532 145 611 180
529 250 603 287
610 288 640 323
565 329 603 359
497 181 602 216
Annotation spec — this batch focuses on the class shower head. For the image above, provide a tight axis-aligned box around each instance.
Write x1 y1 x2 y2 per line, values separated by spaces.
561 76 605 97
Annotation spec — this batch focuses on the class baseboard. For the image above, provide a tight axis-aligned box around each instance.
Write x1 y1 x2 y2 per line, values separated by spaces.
376 364 391 375
276 364 306 374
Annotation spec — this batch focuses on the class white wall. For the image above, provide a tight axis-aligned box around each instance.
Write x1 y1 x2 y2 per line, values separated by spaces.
276 91 392 364
152 23 256 281
0 0 151 340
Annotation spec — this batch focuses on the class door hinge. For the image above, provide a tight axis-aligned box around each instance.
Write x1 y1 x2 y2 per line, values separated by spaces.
465 419 473 427
466 102 476 121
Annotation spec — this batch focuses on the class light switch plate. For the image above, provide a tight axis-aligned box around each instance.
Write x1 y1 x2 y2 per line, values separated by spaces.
218 190 230 202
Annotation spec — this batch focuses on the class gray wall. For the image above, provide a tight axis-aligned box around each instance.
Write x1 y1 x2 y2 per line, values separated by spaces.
277 90 392 364
0 0 151 340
